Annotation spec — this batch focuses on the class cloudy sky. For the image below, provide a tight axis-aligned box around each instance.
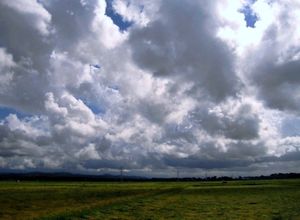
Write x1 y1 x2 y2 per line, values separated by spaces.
0 0 300 177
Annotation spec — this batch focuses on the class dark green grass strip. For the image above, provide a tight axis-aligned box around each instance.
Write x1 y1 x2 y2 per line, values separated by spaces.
37 187 184 220
40 182 300 220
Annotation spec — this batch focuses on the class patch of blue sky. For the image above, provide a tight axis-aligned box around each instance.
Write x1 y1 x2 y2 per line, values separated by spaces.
81 99 105 115
107 84 119 92
88 104 105 115
239 0 258 28
0 106 30 119
281 117 300 137
105 0 133 32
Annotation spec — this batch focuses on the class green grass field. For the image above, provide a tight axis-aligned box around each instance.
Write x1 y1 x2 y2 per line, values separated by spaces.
0 179 300 220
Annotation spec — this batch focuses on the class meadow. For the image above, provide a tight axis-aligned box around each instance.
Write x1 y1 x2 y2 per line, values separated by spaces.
0 179 299 220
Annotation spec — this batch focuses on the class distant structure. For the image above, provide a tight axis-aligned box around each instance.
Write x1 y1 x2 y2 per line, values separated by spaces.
176 168 180 181
120 167 123 182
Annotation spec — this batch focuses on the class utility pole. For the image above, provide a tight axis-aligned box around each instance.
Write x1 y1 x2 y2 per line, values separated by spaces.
176 168 180 181
120 166 123 182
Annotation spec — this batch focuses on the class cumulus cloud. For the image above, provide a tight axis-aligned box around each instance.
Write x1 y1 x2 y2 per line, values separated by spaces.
1 0 51 36
0 48 15 92
0 0 299 176
128 0 241 102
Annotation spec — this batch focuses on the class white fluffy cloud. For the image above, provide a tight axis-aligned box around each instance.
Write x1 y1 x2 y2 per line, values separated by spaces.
0 0 299 176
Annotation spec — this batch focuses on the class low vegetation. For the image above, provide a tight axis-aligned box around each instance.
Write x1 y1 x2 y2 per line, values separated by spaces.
0 179 299 219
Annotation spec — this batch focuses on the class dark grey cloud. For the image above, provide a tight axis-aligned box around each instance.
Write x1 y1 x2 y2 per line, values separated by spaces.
164 156 252 170
191 102 260 140
162 141 299 170
252 60 300 113
41 0 98 50
138 98 170 124
129 0 241 102
0 1 51 66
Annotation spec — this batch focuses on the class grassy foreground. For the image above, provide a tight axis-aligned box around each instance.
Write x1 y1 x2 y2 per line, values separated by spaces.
0 179 300 220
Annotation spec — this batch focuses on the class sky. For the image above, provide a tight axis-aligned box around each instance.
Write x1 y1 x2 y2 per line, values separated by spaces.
0 0 300 177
